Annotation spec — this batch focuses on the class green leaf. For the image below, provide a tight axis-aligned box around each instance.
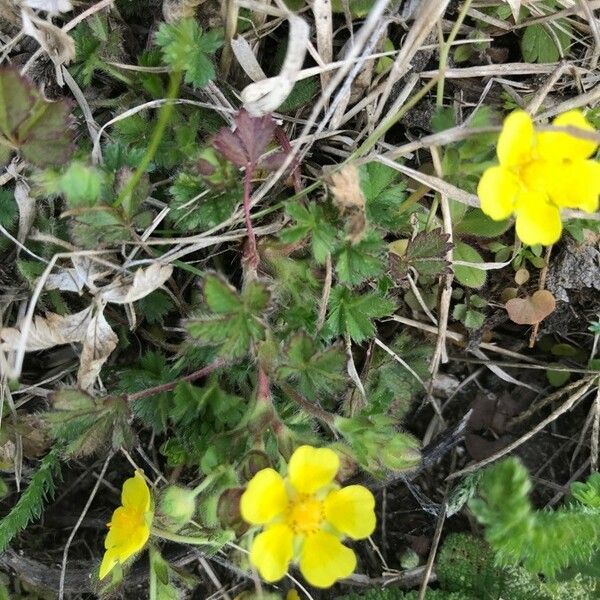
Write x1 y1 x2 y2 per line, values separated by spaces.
454 209 511 238
277 334 346 398
277 77 318 112
325 286 395 343
390 229 452 280
453 242 487 289
546 365 571 387
59 162 104 208
280 201 337 264
431 106 456 133
137 290 174 324
203 276 244 313
521 22 570 63
0 69 74 168
169 173 241 232
155 18 222 88
360 161 407 231
335 231 385 286
120 352 175 433
187 276 270 358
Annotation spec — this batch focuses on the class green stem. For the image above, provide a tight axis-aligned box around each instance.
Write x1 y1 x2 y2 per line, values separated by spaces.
149 547 158 600
114 70 183 210
151 526 226 547
436 0 473 107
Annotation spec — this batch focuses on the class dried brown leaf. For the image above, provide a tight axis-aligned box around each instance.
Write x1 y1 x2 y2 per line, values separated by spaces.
98 263 173 304
505 290 556 325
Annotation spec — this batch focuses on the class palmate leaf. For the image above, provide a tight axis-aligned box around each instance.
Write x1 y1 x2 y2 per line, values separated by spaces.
390 228 452 281
335 230 386 286
169 173 241 233
360 161 407 231
155 18 221 88
187 276 270 358
280 201 337 264
325 286 396 343
277 334 346 398
0 69 74 167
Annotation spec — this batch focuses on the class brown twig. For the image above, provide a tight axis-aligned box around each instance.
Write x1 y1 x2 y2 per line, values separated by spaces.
127 358 228 403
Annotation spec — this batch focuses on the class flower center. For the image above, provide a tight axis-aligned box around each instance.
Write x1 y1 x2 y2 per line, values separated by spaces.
286 494 324 535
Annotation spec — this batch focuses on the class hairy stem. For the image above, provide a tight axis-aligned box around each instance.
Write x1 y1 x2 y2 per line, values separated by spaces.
115 69 183 211
127 357 228 403
279 382 336 425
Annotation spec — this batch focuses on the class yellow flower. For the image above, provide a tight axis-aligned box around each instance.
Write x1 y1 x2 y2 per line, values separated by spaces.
99 471 153 580
240 445 376 588
477 109 600 246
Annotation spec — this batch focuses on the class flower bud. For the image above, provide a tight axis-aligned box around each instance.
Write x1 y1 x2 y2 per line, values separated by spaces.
217 487 248 535
159 485 196 530
240 450 271 481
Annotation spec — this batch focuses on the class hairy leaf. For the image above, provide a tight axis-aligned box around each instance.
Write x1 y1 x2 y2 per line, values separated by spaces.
390 229 452 280
0 69 74 168
325 286 396 343
280 201 337 264
277 334 346 398
155 18 222 88
213 109 276 167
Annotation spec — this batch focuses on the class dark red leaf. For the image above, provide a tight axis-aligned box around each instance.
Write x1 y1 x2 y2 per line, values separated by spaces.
212 109 276 168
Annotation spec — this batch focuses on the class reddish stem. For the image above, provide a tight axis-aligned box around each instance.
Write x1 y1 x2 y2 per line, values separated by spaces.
243 165 259 271
127 357 228 403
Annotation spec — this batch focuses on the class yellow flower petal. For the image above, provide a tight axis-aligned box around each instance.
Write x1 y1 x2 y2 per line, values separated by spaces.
497 110 534 167
514 191 562 246
241 468 288 525
299 531 356 588
121 471 151 513
547 159 600 212
249 523 294 582
538 110 598 161
288 446 340 495
477 165 520 220
99 548 119 580
324 485 376 540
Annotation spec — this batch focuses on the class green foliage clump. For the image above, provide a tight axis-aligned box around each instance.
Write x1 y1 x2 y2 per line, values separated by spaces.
0 450 61 553
469 457 600 577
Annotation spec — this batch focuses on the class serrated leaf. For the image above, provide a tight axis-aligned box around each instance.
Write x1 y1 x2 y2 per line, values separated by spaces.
280 201 337 264
155 18 221 88
390 228 452 280
203 275 243 313
453 242 487 289
0 69 74 168
325 286 395 343
59 162 103 208
213 109 276 167
169 173 241 233
360 161 408 231
187 276 269 358
335 231 385 286
277 334 345 398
